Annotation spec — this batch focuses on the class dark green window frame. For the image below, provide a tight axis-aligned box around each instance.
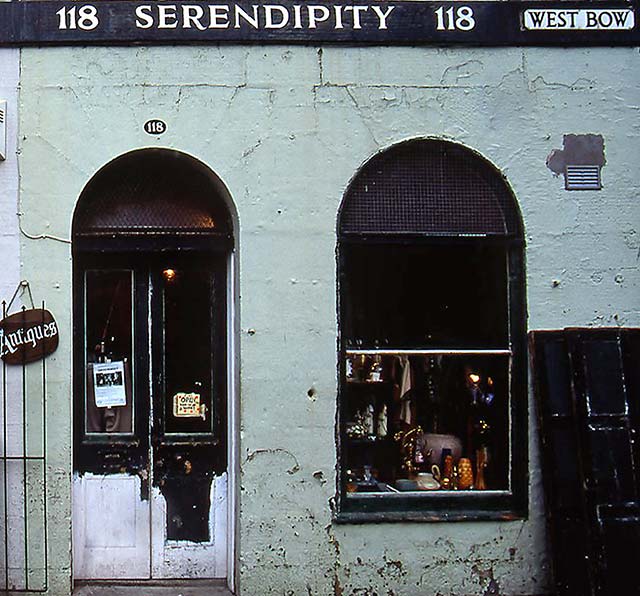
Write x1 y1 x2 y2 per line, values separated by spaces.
335 139 528 522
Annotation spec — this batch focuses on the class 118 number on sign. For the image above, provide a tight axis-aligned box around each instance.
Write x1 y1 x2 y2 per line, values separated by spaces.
56 5 99 30
434 6 476 31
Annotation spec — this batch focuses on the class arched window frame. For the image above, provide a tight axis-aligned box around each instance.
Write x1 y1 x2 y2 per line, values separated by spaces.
335 139 528 522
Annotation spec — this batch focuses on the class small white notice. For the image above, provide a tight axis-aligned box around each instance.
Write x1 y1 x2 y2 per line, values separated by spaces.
173 392 206 419
523 8 634 31
93 361 127 407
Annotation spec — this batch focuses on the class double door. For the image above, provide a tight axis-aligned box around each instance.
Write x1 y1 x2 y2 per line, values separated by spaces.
72 253 227 580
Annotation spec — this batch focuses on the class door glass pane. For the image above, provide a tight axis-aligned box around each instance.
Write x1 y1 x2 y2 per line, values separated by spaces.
84 270 134 434
162 268 214 434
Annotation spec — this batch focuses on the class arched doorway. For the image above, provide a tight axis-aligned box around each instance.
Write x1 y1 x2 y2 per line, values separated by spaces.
71 149 235 581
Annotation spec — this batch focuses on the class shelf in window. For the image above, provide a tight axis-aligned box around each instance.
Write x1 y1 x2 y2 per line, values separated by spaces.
345 380 390 388
346 436 393 445
346 489 510 499
345 348 512 356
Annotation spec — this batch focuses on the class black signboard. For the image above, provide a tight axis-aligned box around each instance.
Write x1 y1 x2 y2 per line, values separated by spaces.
0 1 637 46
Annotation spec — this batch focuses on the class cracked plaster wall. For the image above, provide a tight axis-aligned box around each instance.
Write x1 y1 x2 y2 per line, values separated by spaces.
0 48 29 591
0 49 19 302
16 44 640 595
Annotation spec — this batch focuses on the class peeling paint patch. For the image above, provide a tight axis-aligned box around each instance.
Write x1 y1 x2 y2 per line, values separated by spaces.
484 578 502 596
245 447 300 475
325 524 344 596
312 470 327 485
547 134 606 175
440 59 484 85
472 564 504 596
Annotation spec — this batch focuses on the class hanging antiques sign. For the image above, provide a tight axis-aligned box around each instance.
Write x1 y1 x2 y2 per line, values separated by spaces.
0 309 60 365
0 1 636 46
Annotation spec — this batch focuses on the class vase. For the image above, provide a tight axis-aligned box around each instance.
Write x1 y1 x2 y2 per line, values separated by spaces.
422 433 463 467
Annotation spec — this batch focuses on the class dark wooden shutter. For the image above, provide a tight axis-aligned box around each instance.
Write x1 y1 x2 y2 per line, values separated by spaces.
530 328 640 596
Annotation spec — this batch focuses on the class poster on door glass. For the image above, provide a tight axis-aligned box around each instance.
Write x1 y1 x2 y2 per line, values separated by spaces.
93 361 127 407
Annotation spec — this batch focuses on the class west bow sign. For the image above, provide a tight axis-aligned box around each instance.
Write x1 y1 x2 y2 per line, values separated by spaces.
0 1 636 46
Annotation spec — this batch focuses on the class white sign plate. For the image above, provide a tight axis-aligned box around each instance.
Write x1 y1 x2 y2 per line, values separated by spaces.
93 361 127 408
173 392 205 418
523 8 634 31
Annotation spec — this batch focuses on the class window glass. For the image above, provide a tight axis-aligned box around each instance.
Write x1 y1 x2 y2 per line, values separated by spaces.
343 344 510 495
162 267 215 435
84 270 134 434
342 244 508 349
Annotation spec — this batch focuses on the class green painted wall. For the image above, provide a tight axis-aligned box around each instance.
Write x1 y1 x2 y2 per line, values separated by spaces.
17 44 640 595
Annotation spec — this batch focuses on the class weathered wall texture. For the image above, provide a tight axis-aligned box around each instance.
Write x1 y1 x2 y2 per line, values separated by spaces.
0 47 27 590
0 49 19 302
17 44 640 596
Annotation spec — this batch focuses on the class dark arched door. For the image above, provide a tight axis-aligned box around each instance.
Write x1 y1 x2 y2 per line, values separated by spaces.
72 150 233 580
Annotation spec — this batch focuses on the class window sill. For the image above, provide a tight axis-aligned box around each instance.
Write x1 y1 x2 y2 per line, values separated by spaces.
334 509 525 524
335 490 527 523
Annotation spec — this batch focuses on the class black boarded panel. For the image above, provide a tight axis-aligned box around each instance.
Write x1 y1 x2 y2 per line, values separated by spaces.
0 1 638 47
552 516 591 596
583 339 627 416
550 425 582 510
160 475 213 542
543 337 573 417
588 427 636 504
601 511 640 596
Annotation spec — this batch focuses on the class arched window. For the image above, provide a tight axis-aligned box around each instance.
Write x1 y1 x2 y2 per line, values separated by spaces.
336 139 527 521
73 148 233 249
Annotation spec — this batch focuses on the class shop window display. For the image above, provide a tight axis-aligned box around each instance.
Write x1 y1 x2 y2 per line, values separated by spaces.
336 140 527 520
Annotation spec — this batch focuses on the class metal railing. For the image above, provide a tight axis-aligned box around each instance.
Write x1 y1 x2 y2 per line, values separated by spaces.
1 297 48 593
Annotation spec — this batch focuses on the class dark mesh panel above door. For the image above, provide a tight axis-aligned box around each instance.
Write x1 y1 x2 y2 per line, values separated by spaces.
338 140 521 238
73 149 232 237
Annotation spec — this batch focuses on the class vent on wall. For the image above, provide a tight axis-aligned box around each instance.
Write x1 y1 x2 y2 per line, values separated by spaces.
0 100 6 161
565 164 602 190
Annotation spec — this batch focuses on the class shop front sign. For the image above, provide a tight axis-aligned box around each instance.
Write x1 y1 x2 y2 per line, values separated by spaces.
0 308 59 365
0 1 636 46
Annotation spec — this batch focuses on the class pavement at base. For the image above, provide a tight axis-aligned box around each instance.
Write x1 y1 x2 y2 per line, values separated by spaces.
73 579 233 596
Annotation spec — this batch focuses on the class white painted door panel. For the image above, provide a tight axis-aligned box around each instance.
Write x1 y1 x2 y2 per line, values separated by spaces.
73 473 150 579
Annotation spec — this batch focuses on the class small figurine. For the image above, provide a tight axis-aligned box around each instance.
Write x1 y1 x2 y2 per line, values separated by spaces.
369 356 383 382
346 357 354 380
376 404 388 438
364 404 375 436
475 446 489 490
394 426 423 476
457 458 474 490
